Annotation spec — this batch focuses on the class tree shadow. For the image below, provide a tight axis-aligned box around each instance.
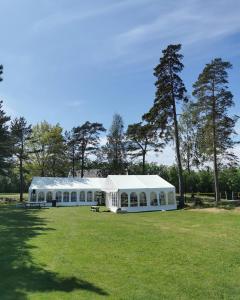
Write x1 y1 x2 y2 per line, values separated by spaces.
0 207 108 299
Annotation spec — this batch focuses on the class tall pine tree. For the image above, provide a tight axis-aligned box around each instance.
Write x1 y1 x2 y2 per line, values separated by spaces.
192 58 238 203
11 117 32 201
143 44 187 207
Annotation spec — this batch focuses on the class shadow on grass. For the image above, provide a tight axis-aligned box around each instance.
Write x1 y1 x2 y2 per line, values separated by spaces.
0 207 108 299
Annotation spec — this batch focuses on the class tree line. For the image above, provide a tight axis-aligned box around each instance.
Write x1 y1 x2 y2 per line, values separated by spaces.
0 44 238 205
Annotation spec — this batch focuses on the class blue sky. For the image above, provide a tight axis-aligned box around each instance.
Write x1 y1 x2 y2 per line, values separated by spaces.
0 0 240 164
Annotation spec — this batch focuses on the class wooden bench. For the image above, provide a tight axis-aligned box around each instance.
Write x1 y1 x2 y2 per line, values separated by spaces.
91 206 100 212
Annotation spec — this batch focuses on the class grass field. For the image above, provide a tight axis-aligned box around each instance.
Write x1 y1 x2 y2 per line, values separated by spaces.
1 206 240 300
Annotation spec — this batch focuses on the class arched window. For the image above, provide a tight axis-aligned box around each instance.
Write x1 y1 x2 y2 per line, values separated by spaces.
80 191 85 202
87 191 93 202
56 191 62 202
31 191 36 202
46 191 52 202
38 192 44 202
168 191 175 205
150 192 158 206
159 191 166 205
130 192 138 207
71 192 77 202
63 192 69 202
140 192 147 206
121 193 128 207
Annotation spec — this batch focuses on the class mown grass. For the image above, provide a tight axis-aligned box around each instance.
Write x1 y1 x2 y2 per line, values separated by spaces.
0 192 28 201
0 206 240 299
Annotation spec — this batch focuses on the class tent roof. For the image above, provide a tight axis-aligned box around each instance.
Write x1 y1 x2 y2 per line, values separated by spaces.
29 177 105 190
107 175 174 190
29 175 174 191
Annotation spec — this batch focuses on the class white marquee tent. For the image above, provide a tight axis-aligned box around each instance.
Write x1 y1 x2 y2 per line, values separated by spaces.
28 175 176 212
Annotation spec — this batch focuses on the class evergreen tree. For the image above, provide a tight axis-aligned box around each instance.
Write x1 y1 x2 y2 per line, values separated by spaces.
126 122 164 174
11 117 32 201
0 100 11 174
0 65 3 82
65 130 77 177
192 58 238 203
74 121 106 177
105 114 127 174
143 44 187 207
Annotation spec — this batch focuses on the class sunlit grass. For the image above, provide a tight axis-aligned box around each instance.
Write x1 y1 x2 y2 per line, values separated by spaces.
1 206 240 299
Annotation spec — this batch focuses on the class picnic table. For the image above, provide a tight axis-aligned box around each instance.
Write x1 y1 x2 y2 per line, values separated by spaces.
25 202 46 209
91 206 100 212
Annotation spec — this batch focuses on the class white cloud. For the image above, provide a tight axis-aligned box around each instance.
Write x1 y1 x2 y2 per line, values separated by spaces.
114 0 240 59
32 0 154 32
66 100 85 108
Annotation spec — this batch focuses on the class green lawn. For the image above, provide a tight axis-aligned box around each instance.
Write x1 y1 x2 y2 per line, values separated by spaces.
0 193 28 201
1 207 240 300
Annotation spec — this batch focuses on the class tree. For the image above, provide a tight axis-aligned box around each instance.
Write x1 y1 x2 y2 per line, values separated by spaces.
105 114 127 174
11 117 32 201
0 101 11 175
28 121 68 177
192 58 238 203
126 122 164 174
74 121 106 177
143 44 187 207
0 65 3 82
65 130 77 177
179 101 202 172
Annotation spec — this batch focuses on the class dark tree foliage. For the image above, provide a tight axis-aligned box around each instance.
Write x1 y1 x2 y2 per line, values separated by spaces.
0 65 3 82
104 114 127 174
192 58 238 203
65 130 77 177
0 100 11 175
126 122 164 174
143 44 187 207
11 117 32 201
74 121 106 178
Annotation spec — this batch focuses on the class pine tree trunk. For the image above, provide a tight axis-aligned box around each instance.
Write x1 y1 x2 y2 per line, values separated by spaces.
173 101 184 208
81 153 84 178
72 146 75 177
19 156 23 202
142 150 146 175
212 87 220 204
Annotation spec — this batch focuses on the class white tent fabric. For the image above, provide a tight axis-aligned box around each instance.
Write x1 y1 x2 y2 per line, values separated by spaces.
29 177 105 190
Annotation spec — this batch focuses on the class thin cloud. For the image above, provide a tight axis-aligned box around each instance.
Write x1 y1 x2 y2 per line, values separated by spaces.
66 100 85 108
114 0 240 58
32 0 154 32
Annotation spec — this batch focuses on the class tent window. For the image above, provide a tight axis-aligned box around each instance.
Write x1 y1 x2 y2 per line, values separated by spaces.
63 192 70 202
38 192 44 202
56 191 62 202
121 193 128 207
150 192 158 206
80 191 85 202
168 191 175 205
130 192 138 207
140 192 147 206
46 192 52 202
71 192 77 202
31 191 36 202
159 191 166 205
87 191 93 202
